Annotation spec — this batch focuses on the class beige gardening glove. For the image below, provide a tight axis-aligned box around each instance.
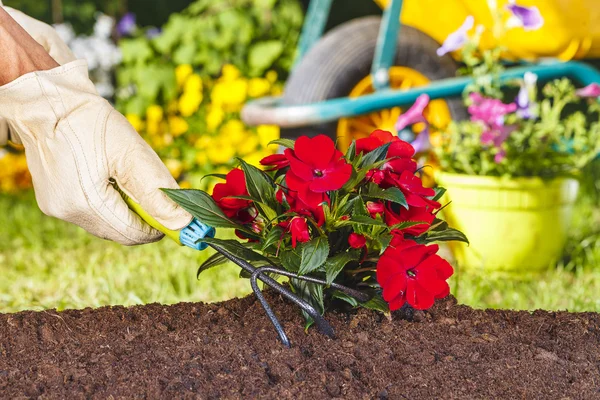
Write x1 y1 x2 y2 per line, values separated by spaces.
0 5 192 245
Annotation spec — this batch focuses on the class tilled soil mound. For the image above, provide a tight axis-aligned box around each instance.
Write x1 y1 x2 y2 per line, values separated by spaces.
1 293 599 399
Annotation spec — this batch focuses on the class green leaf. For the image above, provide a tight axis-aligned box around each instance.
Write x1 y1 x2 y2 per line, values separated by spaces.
196 252 228 278
360 142 391 168
299 236 330 275
201 173 227 181
376 233 393 254
200 237 277 266
281 247 301 272
332 290 359 307
238 158 275 206
432 187 447 202
248 40 284 74
261 226 283 252
162 189 239 229
366 185 408 208
424 228 469 244
268 138 295 149
351 215 386 227
360 294 390 313
352 197 369 217
390 221 428 231
291 279 325 328
324 250 360 285
345 140 357 163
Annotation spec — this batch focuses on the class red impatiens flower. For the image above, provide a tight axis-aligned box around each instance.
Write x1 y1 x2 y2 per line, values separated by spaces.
279 217 311 248
366 201 385 219
356 129 417 174
284 135 352 199
212 168 255 222
277 186 327 226
260 154 290 171
376 240 453 310
348 233 367 249
391 170 440 208
384 203 437 236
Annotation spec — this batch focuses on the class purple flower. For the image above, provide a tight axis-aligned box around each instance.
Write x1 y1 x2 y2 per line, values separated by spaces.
116 12 136 37
146 27 162 39
395 94 431 153
437 16 474 57
516 72 538 119
576 83 600 98
506 0 544 31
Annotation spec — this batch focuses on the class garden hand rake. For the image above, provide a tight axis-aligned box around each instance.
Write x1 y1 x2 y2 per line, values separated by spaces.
113 181 370 347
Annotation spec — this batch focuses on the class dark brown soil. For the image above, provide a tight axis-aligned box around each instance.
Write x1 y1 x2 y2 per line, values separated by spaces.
1 293 599 399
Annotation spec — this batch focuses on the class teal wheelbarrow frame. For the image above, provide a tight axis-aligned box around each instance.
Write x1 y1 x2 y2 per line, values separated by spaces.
241 0 600 129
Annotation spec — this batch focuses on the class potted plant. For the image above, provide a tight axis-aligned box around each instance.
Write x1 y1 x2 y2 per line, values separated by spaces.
408 8 600 274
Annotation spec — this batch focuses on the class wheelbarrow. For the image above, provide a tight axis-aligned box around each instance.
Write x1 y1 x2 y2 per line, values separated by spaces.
241 0 600 150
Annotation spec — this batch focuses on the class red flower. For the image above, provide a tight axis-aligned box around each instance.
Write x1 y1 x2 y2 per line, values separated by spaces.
284 135 352 199
348 233 367 249
366 201 385 218
212 169 255 222
277 186 327 226
391 170 439 208
384 203 437 236
280 217 311 248
356 130 417 174
376 240 453 310
260 154 290 171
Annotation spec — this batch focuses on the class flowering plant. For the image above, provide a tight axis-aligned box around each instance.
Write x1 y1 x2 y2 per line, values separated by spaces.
165 131 467 323
431 4 600 178
116 0 303 189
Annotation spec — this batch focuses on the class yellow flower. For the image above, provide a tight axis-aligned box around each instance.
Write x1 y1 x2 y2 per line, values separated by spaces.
219 119 246 145
147 120 161 137
195 152 208 165
168 116 189 137
165 159 183 179
257 124 280 148
271 83 283 96
194 135 212 149
248 78 271 98
266 70 278 84
126 113 144 132
237 135 260 156
178 91 203 117
207 137 236 165
206 106 225 131
221 64 241 82
146 105 164 122
211 79 248 112
175 64 193 87
179 180 192 189
184 74 203 94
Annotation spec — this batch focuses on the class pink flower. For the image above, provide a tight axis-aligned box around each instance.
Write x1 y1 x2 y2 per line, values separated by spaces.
395 94 431 154
576 83 600 98
468 93 517 147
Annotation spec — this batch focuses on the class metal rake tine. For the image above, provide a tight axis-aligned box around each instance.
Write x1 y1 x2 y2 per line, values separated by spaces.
251 267 335 339
206 244 335 343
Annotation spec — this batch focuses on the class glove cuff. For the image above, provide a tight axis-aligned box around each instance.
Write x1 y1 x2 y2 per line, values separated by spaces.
0 60 94 134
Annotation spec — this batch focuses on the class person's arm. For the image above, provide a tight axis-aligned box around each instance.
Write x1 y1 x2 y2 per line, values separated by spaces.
0 7 58 84
0 7 192 245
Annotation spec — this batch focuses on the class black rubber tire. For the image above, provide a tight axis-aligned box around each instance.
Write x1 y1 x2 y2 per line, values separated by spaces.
281 16 466 139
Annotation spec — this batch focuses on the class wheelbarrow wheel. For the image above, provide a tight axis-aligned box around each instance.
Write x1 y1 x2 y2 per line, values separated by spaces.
281 16 465 143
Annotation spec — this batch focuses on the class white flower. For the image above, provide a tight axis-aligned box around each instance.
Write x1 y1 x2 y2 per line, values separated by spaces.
53 23 75 44
93 14 114 39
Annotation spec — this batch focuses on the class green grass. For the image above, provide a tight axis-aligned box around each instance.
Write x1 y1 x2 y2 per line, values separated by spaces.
1 179 600 313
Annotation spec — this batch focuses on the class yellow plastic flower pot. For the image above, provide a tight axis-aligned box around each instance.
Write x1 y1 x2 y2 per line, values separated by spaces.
436 172 579 275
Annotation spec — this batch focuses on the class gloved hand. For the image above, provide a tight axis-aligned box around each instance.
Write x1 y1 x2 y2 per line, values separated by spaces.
0 6 192 245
